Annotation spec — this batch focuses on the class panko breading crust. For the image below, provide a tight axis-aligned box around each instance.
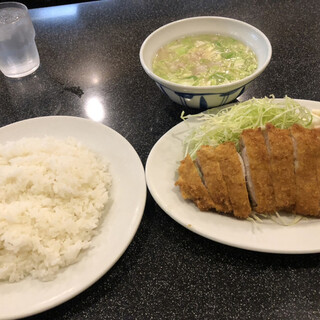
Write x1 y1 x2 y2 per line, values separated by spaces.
265 123 296 212
240 128 275 214
175 124 320 218
290 124 320 216
214 142 252 218
175 154 215 211
196 145 232 213
314 128 320 211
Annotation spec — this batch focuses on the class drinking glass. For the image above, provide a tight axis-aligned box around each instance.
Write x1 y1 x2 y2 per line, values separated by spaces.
0 2 40 78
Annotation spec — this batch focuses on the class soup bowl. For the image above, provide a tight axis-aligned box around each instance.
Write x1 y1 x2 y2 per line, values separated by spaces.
139 16 272 109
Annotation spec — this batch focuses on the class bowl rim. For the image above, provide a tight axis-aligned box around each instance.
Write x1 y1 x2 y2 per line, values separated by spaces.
139 16 272 92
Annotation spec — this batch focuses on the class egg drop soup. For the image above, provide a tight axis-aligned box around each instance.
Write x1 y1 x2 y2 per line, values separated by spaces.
152 34 258 86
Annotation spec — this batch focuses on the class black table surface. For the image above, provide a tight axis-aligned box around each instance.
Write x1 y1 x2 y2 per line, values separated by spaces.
1 1 320 319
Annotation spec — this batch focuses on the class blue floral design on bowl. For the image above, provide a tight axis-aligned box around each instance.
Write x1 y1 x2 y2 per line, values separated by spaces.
156 82 246 109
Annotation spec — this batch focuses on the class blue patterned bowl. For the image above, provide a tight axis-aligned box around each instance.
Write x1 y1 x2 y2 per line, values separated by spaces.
140 16 272 109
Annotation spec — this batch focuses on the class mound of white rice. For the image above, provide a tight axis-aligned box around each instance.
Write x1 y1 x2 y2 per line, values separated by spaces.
0 137 112 282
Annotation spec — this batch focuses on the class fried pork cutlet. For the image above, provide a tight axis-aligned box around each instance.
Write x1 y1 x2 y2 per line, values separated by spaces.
240 128 275 214
313 128 320 206
264 123 296 212
290 124 320 216
175 154 215 211
214 142 252 218
196 145 232 213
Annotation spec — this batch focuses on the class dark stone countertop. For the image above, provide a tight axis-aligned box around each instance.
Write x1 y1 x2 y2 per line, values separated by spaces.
1 0 320 319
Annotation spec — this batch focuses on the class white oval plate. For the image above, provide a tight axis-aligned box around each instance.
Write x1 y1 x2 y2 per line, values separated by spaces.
146 99 320 254
0 116 146 320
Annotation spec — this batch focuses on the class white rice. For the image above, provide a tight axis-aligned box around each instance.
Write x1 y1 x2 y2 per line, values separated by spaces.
0 137 112 282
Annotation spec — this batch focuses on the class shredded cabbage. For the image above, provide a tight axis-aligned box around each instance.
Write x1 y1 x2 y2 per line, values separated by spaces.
182 96 313 159
249 212 306 226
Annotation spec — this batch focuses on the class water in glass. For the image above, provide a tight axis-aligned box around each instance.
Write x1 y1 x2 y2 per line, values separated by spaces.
0 4 40 78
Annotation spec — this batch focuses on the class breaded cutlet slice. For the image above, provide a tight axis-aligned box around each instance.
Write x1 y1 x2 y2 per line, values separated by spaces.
214 142 252 218
175 154 215 211
313 128 320 204
264 123 296 212
196 145 232 213
240 128 275 214
290 124 320 216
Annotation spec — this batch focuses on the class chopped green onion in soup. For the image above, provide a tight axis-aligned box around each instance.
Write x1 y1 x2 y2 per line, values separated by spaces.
152 34 258 86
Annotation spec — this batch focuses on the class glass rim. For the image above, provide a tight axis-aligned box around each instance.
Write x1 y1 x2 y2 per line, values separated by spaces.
0 2 28 11
0 2 29 26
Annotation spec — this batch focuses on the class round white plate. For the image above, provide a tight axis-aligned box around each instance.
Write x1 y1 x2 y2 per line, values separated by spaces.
0 116 146 320
146 99 320 254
